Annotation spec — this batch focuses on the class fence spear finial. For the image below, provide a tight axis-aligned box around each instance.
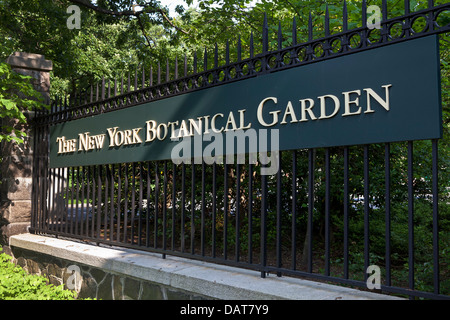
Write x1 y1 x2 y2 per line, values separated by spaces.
382 0 388 22
362 0 367 28
343 1 348 32
263 12 269 52
292 17 297 46
277 21 282 50
250 32 254 58
308 11 313 41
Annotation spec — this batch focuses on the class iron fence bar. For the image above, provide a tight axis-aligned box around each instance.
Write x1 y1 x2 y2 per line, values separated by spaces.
212 162 217 258
234 162 241 262
138 163 143 246
146 161 151 248
154 162 159 249
34 129 41 233
131 163 136 244
202 161 206 257
55 167 63 235
30 118 38 233
224 162 228 260
291 151 297 271
43 131 50 233
81 166 86 237
172 163 177 251
276 151 282 277
117 164 122 243
432 139 439 295
181 163 186 253
260 166 268 278
96 165 102 240
385 143 391 287
235 163 240 262
86 166 91 239
75 167 80 236
103 165 109 239
50 167 56 232
103 165 109 241
52 167 59 233
325 148 330 277
123 164 129 243
69 167 75 235
63 167 68 235
364 145 370 282
307 149 314 273
40 125 46 234
191 161 195 255
47 167 53 232
163 161 167 258
408 141 414 297
90 166 96 238
110 164 115 240
344 146 349 279
248 162 253 264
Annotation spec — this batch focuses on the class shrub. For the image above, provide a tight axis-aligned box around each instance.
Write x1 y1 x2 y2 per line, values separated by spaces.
0 247 78 300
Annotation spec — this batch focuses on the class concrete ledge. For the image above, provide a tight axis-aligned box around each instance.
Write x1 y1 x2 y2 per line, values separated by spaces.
9 233 402 300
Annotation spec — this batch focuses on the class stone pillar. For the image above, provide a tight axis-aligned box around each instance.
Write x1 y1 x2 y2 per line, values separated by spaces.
0 52 52 246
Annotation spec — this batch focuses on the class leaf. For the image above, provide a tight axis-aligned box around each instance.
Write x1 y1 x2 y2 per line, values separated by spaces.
0 98 16 110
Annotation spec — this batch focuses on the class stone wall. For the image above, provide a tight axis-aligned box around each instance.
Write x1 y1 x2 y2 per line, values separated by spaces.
0 52 52 246
11 247 210 300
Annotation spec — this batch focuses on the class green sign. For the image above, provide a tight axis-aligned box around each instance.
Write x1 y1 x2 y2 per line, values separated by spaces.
50 35 442 168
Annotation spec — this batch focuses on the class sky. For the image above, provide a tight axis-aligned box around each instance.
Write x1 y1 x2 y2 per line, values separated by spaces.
163 0 261 16
163 0 199 16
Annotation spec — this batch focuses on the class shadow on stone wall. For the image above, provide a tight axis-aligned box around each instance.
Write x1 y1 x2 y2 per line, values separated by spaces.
11 247 211 300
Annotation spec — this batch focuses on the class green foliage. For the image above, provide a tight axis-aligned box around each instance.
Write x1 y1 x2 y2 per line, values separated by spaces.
0 248 78 300
0 61 47 144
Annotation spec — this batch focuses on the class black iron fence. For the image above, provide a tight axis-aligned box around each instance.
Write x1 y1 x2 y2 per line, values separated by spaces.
31 1 450 300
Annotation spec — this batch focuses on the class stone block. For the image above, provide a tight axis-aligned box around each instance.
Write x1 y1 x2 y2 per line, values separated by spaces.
113 275 124 300
90 268 106 284
1 155 33 178
97 274 113 300
6 52 53 72
123 277 141 300
0 222 30 242
3 201 31 223
78 274 97 299
6 177 33 200
26 258 43 275
47 261 64 280
140 282 165 300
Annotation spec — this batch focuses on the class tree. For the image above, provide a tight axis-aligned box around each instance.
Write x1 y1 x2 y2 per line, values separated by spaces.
0 61 46 144
0 0 190 98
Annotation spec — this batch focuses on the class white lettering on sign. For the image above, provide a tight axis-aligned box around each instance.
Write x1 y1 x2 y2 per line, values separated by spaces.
257 84 392 127
54 84 392 155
